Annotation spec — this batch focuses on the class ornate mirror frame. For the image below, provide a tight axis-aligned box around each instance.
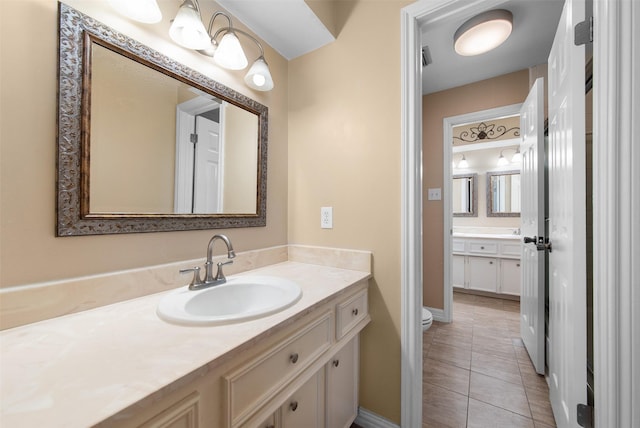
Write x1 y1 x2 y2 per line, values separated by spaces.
56 3 268 236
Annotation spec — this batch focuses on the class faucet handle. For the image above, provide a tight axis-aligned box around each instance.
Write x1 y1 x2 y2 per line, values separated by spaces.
214 260 234 281
179 267 204 289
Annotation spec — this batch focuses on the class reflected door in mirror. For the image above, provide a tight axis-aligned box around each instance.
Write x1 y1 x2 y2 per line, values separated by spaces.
452 173 478 217
487 171 521 217
90 44 259 215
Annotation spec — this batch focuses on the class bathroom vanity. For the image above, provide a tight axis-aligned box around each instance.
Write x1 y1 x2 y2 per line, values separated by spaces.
0 255 371 428
452 234 521 296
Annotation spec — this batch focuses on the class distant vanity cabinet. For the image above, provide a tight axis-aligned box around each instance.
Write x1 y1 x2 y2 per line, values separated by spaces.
99 284 369 428
452 237 521 296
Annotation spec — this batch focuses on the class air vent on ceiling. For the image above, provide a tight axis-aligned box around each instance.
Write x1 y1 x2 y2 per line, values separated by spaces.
422 46 432 67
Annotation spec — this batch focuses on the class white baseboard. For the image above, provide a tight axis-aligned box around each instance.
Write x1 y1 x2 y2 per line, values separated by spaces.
354 407 400 428
424 306 446 322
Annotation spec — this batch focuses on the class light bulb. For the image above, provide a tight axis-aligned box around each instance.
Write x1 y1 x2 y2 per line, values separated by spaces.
214 32 248 70
110 0 162 23
497 154 509 166
169 2 210 50
458 155 469 169
244 57 274 91
511 149 522 163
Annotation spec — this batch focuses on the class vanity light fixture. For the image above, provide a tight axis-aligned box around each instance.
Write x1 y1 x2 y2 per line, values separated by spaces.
497 152 509 166
109 0 162 24
453 154 469 169
168 1 274 91
454 9 513 56
497 148 521 166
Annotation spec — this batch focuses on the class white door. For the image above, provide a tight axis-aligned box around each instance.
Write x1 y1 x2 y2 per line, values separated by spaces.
548 0 587 425
193 115 223 213
519 77 546 375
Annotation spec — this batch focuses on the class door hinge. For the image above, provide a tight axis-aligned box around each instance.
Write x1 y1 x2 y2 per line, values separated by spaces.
577 403 594 427
190 133 198 144
575 16 593 46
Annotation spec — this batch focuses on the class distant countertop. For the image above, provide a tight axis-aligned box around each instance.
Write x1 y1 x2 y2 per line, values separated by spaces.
453 233 522 240
0 261 371 428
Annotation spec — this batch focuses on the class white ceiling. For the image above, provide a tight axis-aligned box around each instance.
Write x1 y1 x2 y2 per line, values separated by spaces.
216 0 335 60
421 0 565 94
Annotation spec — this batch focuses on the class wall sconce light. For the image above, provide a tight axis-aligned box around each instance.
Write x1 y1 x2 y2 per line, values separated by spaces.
454 9 513 56
497 148 521 166
453 154 469 169
167 0 274 91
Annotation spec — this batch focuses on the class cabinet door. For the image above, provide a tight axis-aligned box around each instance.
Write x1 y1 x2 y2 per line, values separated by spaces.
467 257 498 292
256 412 277 428
281 370 325 428
326 338 358 428
500 259 521 296
452 255 466 288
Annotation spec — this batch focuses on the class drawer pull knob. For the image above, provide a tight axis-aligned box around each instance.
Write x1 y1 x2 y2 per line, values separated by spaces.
290 353 299 364
352 308 359 316
489 261 493 265
290 401 298 412
333 359 340 367
481 246 485 249
517 263 521 267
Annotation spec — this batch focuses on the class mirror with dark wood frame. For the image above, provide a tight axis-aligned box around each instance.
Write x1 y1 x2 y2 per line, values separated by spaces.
57 4 268 236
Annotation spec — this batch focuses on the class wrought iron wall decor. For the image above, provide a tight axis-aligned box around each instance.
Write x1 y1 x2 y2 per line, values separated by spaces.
453 121 520 144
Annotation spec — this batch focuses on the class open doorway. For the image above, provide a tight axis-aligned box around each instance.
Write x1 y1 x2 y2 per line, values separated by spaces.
440 105 524 323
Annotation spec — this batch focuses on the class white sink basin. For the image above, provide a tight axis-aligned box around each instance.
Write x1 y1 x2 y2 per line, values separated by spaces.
157 275 302 326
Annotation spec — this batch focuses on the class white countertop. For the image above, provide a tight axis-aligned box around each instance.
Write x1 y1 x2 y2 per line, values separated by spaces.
453 233 522 240
0 261 370 428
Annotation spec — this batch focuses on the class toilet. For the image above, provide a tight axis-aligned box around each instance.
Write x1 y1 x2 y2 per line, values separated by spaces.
422 307 433 331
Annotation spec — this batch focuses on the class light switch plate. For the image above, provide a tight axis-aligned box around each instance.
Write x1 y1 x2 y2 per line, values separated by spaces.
427 188 442 200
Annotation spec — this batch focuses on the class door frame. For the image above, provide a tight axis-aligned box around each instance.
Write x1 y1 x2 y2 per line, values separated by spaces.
400 0 639 427
442 104 522 324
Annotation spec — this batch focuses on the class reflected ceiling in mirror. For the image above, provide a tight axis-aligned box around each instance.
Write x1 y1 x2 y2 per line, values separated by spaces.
57 3 268 236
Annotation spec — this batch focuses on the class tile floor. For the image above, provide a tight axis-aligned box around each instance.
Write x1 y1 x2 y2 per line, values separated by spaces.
422 292 557 428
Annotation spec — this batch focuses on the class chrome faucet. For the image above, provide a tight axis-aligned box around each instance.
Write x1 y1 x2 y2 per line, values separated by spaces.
179 234 236 290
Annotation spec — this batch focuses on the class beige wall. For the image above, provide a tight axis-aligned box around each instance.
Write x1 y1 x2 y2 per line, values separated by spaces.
422 69 530 309
288 1 410 423
0 0 289 287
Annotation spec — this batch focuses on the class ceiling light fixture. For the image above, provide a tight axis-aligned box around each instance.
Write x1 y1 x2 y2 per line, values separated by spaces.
454 9 513 56
166 1 274 91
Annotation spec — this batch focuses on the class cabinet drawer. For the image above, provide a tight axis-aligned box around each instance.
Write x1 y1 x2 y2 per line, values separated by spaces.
336 289 368 340
225 311 333 427
500 242 522 257
468 241 498 255
452 239 466 253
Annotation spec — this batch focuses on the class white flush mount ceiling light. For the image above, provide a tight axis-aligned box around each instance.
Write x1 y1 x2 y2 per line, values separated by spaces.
164 1 273 91
454 9 513 56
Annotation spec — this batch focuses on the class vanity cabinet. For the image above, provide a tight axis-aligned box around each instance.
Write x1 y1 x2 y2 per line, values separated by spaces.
452 237 521 296
326 338 359 428
104 283 369 428
500 258 521 296
467 256 499 292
